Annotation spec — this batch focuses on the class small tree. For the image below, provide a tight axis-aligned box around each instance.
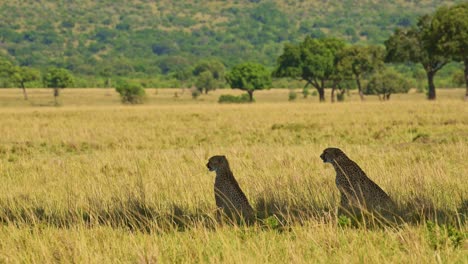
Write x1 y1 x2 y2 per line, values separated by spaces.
195 71 216 94
366 69 411 100
225 62 271 102
336 45 384 101
274 37 346 102
43 67 74 105
10 66 40 100
115 80 146 104
192 60 225 93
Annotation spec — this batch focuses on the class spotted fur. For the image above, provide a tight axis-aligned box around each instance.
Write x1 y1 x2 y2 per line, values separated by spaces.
320 148 394 215
206 155 254 223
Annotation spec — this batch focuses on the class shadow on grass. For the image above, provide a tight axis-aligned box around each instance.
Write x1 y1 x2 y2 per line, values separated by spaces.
254 194 466 230
0 195 465 232
0 196 218 233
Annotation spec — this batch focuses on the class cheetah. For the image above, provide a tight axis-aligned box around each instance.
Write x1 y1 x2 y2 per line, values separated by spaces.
320 147 395 217
206 155 255 223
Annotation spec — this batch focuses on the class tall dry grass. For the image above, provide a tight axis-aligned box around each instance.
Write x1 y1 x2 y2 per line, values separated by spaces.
0 88 466 263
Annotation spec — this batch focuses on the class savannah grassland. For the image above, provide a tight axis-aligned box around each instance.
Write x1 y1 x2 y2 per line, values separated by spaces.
0 88 467 263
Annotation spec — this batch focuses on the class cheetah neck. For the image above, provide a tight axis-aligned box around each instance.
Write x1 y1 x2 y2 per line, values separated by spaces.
215 166 234 180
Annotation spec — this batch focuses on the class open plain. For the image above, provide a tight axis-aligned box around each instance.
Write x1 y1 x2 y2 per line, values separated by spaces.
0 88 466 263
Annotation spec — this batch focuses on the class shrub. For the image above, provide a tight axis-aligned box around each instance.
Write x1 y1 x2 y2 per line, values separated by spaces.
115 81 146 104
191 87 201 99
337 92 345 102
288 90 297 101
302 87 310 98
218 94 253 103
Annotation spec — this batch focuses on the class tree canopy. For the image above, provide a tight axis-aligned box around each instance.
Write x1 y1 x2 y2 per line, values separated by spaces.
385 15 448 100
366 69 410 100
274 37 345 101
225 62 271 102
431 3 468 99
10 66 40 100
336 45 384 100
43 67 74 104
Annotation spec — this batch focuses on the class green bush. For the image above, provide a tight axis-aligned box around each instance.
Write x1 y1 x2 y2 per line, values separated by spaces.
302 87 310 98
218 94 253 103
115 81 146 104
191 88 201 99
337 92 345 102
288 90 297 101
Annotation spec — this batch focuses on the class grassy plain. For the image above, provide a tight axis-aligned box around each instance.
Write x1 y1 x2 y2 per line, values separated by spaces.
0 88 467 263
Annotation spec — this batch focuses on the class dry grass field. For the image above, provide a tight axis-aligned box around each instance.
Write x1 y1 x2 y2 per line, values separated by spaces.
0 88 467 263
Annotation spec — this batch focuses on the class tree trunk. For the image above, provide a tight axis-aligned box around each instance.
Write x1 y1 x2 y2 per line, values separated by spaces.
427 71 436 100
331 86 336 103
464 58 468 101
54 87 60 106
21 83 28 100
317 88 325 102
356 77 365 101
318 79 325 102
386 93 391 100
331 82 337 103
248 90 254 102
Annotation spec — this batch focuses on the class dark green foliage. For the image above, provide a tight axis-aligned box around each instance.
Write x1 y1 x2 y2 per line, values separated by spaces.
366 69 411 100
10 66 40 100
195 71 217 94
431 3 468 99
336 45 385 100
385 14 448 100
225 62 271 102
0 0 460 85
43 67 74 105
193 60 225 93
43 68 74 89
115 80 146 104
274 37 345 101
218 94 253 103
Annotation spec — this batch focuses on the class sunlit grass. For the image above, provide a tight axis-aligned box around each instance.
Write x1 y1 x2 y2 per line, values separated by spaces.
0 88 466 262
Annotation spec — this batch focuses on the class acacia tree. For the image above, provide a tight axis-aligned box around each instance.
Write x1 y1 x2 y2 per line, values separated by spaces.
336 45 384 101
274 37 345 102
431 3 468 100
10 66 40 100
366 69 411 100
225 62 271 102
385 15 448 100
43 67 74 105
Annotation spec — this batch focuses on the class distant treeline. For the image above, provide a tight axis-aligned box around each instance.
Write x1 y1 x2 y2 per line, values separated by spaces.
0 0 464 84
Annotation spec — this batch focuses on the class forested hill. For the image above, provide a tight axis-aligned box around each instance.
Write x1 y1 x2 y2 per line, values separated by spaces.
0 0 461 79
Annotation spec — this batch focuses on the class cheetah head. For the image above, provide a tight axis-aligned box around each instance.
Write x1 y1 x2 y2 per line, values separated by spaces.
206 155 228 172
320 147 345 164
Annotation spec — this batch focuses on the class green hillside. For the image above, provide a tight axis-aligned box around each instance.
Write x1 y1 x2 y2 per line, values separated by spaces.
0 0 462 82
